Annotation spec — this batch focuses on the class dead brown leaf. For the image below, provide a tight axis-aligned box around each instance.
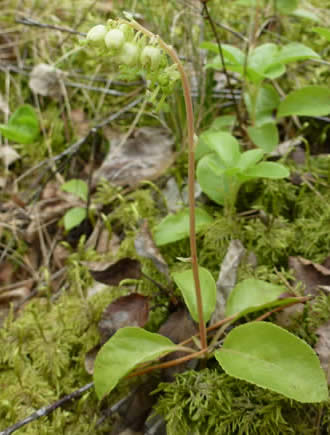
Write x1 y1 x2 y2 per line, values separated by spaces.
135 220 169 280
84 344 101 375
0 145 20 167
277 256 330 327
210 240 246 325
158 309 197 381
289 256 330 295
0 93 9 116
315 320 330 383
0 262 14 285
88 258 142 286
93 127 175 187
70 109 90 137
99 293 149 344
29 64 63 98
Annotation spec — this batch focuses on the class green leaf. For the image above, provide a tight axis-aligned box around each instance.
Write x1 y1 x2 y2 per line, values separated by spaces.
63 207 87 231
312 27 330 41
215 322 328 403
293 9 320 22
262 63 286 80
200 41 218 54
254 84 281 126
0 105 39 144
210 115 236 132
204 44 245 76
247 123 279 152
245 162 289 179
276 0 298 14
153 208 213 246
248 44 279 76
225 278 286 316
94 327 177 399
205 132 241 167
277 43 319 64
172 267 216 322
61 179 88 201
197 154 241 205
236 149 264 171
277 86 330 117
203 43 245 65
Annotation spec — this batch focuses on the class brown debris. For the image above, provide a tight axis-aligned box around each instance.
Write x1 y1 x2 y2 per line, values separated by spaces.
93 127 175 187
135 220 170 280
88 258 142 286
98 293 149 344
288 256 330 295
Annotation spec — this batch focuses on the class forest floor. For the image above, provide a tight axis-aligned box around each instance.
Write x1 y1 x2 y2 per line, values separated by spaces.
0 0 330 434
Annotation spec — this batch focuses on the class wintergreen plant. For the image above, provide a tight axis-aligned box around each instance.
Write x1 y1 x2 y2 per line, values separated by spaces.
86 16 180 108
83 16 328 406
202 39 325 151
196 130 289 211
61 179 89 231
0 105 39 145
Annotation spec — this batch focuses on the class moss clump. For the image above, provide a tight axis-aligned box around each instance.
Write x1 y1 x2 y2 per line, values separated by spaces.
154 369 329 435
0 287 118 433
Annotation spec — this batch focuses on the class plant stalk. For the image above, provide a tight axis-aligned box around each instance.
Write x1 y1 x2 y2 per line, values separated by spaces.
124 18 208 351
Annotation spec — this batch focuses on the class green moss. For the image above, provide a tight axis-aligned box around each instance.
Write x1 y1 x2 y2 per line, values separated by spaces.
0 281 120 432
154 369 329 435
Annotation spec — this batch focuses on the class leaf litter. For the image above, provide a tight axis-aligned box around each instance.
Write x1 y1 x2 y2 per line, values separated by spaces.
0 0 330 433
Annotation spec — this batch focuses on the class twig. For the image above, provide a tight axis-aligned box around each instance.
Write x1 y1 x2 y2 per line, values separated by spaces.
128 349 206 378
201 2 244 134
15 96 144 186
15 16 86 36
254 296 312 322
0 383 93 435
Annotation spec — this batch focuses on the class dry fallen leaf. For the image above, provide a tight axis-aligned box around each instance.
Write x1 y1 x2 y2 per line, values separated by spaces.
110 381 159 435
315 320 330 383
135 220 169 280
163 177 182 212
158 309 197 381
0 145 20 167
0 93 9 116
277 256 330 327
88 258 142 286
98 293 149 344
93 127 175 187
29 63 63 97
210 240 246 325
289 256 330 295
70 109 90 137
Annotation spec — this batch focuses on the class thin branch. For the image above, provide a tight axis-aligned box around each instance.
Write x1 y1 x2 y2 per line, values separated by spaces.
15 96 144 186
128 349 206 378
15 16 86 36
201 2 244 134
0 383 93 435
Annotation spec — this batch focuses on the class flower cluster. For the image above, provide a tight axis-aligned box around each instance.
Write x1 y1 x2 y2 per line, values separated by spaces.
86 20 180 103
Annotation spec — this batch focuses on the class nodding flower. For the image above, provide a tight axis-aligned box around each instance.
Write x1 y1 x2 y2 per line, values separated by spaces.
86 24 107 42
104 29 125 49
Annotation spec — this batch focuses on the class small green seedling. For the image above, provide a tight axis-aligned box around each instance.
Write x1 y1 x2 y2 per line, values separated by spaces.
0 105 39 144
83 17 328 406
202 39 321 151
196 131 289 210
61 179 88 231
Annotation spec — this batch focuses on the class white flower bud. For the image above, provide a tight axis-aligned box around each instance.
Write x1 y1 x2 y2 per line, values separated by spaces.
86 24 107 42
140 46 162 70
118 42 139 65
105 29 125 49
